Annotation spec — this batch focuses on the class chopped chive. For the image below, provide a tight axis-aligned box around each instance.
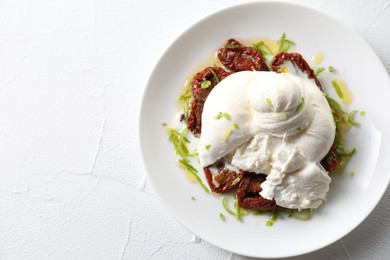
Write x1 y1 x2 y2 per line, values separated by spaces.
266 212 281 226
295 97 305 112
350 171 355 177
224 43 238 50
222 196 246 221
277 33 295 52
253 210 265 216
207 68 220 83
219 213 225 221
314 67 325 76
360 110 366 115
252 41 273 56
336 145 357 156
191 196 196 201
348 110 360 126
162 122 167 127
287 209 312 221
205 144 211 150
222 128 232 141
201 78 211 89
232 178 241 186
178 158 197 174
222 197 236 216
332 80 344 99
266 98 273 108
166 127 190 157
328 66 335 72
233 122 239 129
178 159 210 193
223 113 231 120
215 112 223 119
233 197 247 221
187 152 199 157
178 80 193 102
215 112 231 120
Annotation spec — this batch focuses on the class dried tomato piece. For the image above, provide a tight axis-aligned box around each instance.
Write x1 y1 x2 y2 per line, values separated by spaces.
187 100 203 137
218 39 269 72
204 164 244 193
320 144 338 173
187 66 232 136
236 172 279 211
191 66 232 102
272 52 322 90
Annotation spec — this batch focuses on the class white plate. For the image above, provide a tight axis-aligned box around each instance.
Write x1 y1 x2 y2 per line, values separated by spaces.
140 1 390 258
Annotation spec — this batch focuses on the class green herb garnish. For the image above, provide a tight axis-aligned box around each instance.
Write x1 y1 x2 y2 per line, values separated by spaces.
165 126 210 193
233 122 239 129
166 127 190 157
253 210 265 216
205 144 211 150
191 196 196 201
178 158 210 193
348 110 360 126
314 67 325 76
335 145 356 157
277 33 295 52
207 68 220 84
233 196 247 221
224 43 238 49
201 78 212 89
287 209 313 221
222 197 236 216
266 212 281 226
215 112 231 120
178 80 192 102
332 80 344 99
222 196 246 221
232 178 241 186
326 96 358 171
219 213 225 221
266 98 273 108
252 41 273 56
222 128 232 141
295 97 305 112
328 66 335 72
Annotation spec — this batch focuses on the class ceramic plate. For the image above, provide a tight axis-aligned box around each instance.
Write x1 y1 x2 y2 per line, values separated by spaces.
140 1 390 258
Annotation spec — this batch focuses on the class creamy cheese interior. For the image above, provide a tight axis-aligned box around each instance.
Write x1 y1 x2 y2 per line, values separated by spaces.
198 71 335 210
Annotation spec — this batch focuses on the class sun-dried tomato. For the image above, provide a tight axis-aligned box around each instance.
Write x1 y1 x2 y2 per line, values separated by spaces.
272 52 322 90
187 67 231 136
218 39 269 72
191 66 232 102
204 165 244 193
321 144 338 173
236 172 279 211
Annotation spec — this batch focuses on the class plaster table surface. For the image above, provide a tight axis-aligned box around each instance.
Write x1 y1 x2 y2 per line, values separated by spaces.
0 0 389 259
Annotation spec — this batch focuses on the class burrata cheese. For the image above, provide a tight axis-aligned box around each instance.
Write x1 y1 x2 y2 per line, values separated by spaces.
198 71 335 210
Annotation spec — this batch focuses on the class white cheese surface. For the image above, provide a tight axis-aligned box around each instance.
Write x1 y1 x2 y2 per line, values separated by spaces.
198 71 335 209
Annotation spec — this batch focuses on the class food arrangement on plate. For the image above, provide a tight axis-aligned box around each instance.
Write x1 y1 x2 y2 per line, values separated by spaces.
165 34 361 222
140 2 390 257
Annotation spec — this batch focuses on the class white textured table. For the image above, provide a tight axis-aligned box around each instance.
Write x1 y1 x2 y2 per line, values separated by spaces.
0 0 389 259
